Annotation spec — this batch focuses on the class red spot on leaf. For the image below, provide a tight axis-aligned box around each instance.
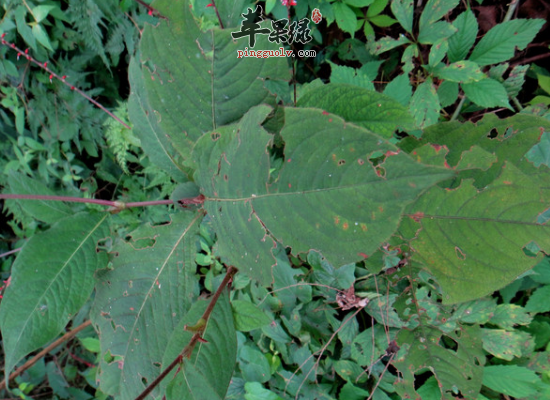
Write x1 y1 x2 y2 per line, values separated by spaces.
358 252 368 259
444 160 452 169
287 158 291 162
334 216 340 225
322 111 329 115
503 181 512 185
288 183 291 188
410 212 424 222
431 144 442 152
343 222 349 230
385 150 400 157
206 3 214 6
329 118 333 122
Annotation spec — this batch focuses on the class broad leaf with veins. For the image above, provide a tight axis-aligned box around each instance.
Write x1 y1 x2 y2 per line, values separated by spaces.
192 105 452 285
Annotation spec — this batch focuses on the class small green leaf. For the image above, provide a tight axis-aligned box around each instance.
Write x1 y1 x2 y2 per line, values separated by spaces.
384 73 413 106
391 0 413 33
369 14 397 27
31 24 53 50
14 106 25 135
333 3 358 35
367 0 389 17
239 346 272 383
343 0 375 7
329 62 374 91
504 64 529 97
418 20 457 44
526 131 550 167
31 5 56 23
432 60 485 83
525 285 550 313
244 382 284 400
489 304 532 330
469 19 545 66
448 9 478 62
428 39 449 67
482 365 540 398
419 0 459 30
437 80 459 107
409 78 441 128
462 78 511 109
368 34 411 54
232 300 271 332
79 337 100 353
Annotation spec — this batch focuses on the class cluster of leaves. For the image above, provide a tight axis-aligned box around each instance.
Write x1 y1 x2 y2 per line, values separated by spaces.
1 0 550 399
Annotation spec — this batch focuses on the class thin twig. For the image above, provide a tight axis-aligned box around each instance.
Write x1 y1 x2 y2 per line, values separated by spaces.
503 0 520 23
0 194 176 210
0 35 130 129
133 0 169 20
0 320 92 390
0 248 21 258
134 266 237 400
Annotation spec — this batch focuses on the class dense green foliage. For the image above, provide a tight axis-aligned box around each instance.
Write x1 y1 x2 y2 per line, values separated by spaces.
1 0 550 399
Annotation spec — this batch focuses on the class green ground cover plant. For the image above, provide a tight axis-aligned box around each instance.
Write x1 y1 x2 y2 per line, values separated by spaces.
1 0 550 399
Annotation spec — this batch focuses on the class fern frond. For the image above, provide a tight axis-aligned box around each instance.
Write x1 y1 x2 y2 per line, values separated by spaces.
104 102 139 174
67 0 110 68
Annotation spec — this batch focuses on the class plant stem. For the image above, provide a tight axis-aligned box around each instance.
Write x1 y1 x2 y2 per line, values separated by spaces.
451 96 466 121
0 320 92 390
0 36 130 129
0 248 21 258
503 0 519 23
0 194 175 209
209 0 225 29
134 266 237 400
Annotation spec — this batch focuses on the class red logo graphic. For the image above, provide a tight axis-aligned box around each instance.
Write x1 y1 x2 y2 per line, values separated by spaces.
311 8 322 24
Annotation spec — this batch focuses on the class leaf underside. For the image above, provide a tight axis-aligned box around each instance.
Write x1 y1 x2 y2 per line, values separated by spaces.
192 105 453 285
91 212 202 399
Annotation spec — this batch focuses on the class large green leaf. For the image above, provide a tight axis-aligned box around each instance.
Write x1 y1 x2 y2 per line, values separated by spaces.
394 325 484 399
0 212 109 384
161 291 237 399
404 163 550 304
192 106 452 285
129 0 290 163
469 19 544 66
91 211 202 399
399 113 550 188
297 83 416 138
6 172 72 224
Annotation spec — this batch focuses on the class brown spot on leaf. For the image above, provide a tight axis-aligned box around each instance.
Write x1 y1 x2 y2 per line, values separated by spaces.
338 159 346 166
343 222 349 230
211 132 220 141
357 159 364 165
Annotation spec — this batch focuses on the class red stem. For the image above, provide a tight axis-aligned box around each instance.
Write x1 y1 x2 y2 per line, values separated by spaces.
0 194 174 209
0 36 131 130
134 266 237 400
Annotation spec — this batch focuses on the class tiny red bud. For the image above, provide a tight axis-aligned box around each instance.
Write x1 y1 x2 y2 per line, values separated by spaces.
62 75 66 80
25 48 29 54
1 33 5 38
71 86 75 90
49 74 53 82
196 336 208 343
206 3 213 6
17 53 21 60
148 9 153 15
43 62 47 67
